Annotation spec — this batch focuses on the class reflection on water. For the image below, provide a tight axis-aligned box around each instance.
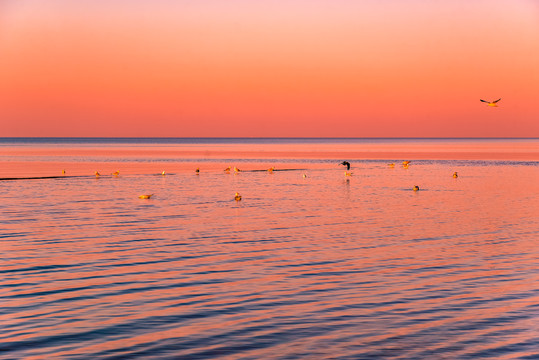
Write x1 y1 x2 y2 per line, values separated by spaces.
1 157 538 359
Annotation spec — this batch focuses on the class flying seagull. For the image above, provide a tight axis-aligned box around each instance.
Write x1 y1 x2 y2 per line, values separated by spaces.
480 98 501 107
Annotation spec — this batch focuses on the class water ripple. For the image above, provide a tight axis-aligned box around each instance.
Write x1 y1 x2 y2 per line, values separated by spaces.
1 161 538 359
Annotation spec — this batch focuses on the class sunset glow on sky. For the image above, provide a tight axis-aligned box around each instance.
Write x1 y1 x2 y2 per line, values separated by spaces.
1 0 538 137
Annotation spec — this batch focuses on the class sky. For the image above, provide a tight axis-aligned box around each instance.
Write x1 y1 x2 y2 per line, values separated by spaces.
0 0 538 137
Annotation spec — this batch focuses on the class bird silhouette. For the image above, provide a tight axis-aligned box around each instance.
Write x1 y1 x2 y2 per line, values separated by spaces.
413 185 420 191
340 161 351 170
480 98 501 107
234 192 242 201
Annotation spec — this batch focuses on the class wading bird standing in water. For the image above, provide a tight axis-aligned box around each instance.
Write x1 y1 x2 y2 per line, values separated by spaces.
340 161 351 170
480 98 501 107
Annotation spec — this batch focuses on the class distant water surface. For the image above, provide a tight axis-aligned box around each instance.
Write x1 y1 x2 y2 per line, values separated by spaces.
1 136 538 145
0 138 538 178
1 138 538 359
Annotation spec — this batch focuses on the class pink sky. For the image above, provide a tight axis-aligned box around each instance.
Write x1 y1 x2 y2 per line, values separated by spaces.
1 0 538 137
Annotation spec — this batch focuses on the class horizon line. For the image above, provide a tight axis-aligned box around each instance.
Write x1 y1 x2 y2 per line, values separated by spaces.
1 136 538 139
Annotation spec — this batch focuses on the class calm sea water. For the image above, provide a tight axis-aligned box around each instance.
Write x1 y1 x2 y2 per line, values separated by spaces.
1 138 538 359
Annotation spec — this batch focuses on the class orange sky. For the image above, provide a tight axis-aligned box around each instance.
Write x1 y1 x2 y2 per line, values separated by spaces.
1 0 538 137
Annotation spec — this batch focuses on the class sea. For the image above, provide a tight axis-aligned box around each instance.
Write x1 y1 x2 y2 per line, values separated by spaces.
1 138 538 359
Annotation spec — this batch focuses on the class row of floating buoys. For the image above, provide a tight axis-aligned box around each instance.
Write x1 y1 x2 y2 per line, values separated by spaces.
62 170 117 177
222 166 242 174
71 162 459 199
69 162 456 179
93 170 119 178
385 160 411 168
386 161 410 168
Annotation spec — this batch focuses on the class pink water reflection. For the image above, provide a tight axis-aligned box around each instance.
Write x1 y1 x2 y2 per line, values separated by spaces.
0 139 538 359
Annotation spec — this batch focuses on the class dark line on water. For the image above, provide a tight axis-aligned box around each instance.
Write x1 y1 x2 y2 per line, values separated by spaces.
0 169 308 181
241 169 307 172
0 175 114 181
0 175 84 181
